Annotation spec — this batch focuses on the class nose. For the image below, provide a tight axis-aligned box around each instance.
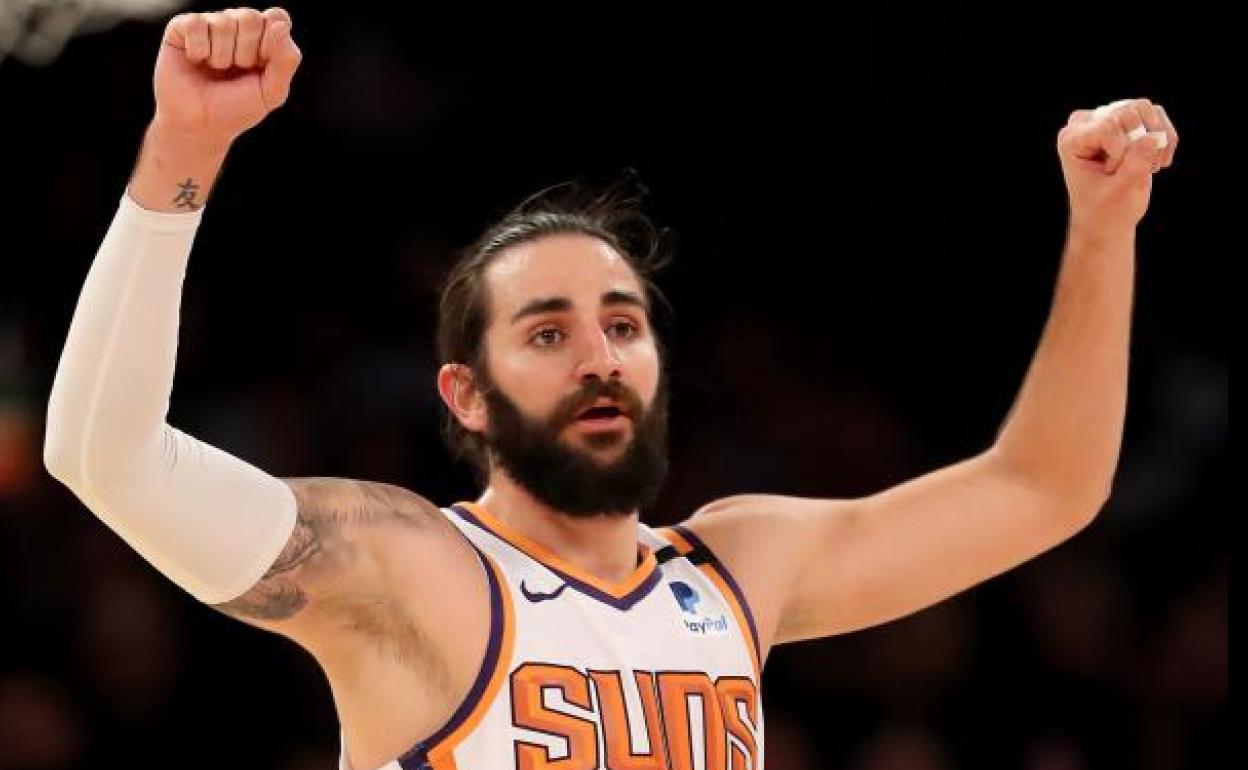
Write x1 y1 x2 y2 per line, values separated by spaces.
574 326 623 384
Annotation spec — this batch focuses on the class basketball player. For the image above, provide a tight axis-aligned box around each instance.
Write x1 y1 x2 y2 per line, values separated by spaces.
42 7 1178 769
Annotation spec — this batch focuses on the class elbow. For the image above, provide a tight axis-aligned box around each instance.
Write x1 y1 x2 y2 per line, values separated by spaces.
42 402 102 488
43 420 150 492
988 446 1118 519
1063 466 1116 527
42 404 76 483
1071 490 1109 531
1056 477 1112 535
43 404 164 497
43 384 76 482
42 393 112 486
987 444 1113 527
43 427 81 486
1052 483 1112 534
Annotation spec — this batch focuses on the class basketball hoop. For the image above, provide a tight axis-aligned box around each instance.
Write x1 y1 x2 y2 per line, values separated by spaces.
0 0 186 67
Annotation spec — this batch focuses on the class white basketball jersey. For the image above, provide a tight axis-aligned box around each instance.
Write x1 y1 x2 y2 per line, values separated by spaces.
339 500 764 770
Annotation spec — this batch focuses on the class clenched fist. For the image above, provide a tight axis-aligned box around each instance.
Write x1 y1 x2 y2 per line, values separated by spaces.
153 7 302 149
1057 97 1179 236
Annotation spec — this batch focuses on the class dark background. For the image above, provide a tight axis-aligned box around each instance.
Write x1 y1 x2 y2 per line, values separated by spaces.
0 2 1225 768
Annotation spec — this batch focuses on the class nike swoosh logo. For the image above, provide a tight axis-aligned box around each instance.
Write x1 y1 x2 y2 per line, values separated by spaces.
521 580 569 603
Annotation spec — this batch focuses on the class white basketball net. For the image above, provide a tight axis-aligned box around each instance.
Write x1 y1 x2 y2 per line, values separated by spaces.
0 0 186 67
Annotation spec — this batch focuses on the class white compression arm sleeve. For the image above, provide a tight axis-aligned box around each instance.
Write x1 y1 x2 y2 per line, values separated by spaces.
44 191 297 605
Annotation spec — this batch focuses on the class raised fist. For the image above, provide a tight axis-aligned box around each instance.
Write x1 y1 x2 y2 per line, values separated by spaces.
152 7 302 148
1057 97 1179 235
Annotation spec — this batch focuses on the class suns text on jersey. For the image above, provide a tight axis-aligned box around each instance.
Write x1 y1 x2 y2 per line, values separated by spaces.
510 662 760 769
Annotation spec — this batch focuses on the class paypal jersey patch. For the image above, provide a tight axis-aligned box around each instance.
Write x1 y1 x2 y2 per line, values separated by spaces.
669 580 732 637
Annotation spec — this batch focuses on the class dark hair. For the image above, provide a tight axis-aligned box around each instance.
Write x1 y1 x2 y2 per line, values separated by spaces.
436 172 675 479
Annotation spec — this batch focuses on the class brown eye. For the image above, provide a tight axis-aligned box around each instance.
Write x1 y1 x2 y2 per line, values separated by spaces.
609 321 638 339
532 327 564 347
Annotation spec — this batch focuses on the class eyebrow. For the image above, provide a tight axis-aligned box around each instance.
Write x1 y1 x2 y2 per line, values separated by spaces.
510 290 649 325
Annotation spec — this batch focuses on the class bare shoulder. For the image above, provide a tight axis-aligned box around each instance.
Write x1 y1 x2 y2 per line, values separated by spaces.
213 478 493 749
212 477 472 630
683 492 864 575
684 493 852 542
678 493 858 652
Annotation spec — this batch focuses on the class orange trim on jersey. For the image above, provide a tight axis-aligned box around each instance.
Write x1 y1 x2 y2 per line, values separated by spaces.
425 551 515 768
428 754 458 770
456 500 660 600
656 526 695 555
655 528 763 681
700 567 762 680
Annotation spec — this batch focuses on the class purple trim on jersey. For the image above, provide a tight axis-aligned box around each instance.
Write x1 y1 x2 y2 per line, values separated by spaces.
672 524 764 670
450 504 663 612
397 537 506 770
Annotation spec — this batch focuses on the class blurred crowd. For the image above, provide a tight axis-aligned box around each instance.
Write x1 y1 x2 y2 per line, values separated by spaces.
0 2 1224 768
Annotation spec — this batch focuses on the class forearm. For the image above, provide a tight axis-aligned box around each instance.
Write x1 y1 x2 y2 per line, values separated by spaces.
44 188 202 480
47 119 229 475
992 223 1135 507
43 159 295 604
128 119 230 212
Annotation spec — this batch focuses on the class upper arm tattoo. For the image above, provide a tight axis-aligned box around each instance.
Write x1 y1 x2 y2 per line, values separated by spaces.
211 478 443 623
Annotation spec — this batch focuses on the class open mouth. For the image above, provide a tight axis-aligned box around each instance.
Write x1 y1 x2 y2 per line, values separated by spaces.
578 405 623 421
574 402 628 427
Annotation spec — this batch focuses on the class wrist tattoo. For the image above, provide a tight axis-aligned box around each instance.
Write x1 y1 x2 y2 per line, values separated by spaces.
173 177 201 210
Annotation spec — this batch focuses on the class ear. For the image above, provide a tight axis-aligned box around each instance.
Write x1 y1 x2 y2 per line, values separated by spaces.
437 363 488 433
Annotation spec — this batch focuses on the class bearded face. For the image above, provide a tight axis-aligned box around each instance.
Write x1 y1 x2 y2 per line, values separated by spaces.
439 232 669 515
479 366 670 517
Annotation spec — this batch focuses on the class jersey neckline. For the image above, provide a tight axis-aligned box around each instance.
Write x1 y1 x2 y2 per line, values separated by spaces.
450 501 663 611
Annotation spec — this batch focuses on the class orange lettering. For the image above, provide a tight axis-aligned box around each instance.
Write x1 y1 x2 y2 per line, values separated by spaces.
589 670 670 770
511 663 599 770
716 677 759 770
508 666 758 770
657 672 726 770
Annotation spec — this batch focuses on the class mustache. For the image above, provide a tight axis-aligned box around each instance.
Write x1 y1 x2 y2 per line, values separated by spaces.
551 378 645 428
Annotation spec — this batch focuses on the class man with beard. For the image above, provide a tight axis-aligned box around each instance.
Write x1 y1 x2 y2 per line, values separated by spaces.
43 7 1179 770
